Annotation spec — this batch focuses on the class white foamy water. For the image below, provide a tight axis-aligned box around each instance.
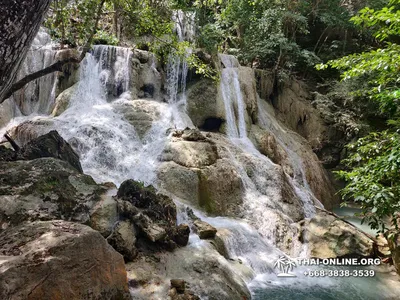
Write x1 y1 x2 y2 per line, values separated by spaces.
1 32 399 300
12 28 59 116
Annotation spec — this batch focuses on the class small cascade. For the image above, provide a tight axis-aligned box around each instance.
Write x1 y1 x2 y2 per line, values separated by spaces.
165 10 195 129
91 45 132 99
220 54 247 139
12 28 59 116
53 47 170 185
257 98 321 217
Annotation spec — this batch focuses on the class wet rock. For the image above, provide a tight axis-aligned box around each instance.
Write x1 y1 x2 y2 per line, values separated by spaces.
133 212 167 242
249 124 293 176
0 145 16 161
107 220 138 261
301 209 375 258
171 279 185 293
51 83 78 116
186 79 225 129
238 66 258 121
116 179 189 249
0 220 130 300
17 130 83 173
112 99 167 139
160 140 218 168
170 224 190 246
90 191 119 237
193 220 217 239
0 158 108 230
197 158 244 215
181 128 206 141
157 162 199 203
133 49 150 63
7 118 54 147
126 243 251 300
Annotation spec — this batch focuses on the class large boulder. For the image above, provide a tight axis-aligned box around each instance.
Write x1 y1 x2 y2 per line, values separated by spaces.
186 79 225 130
107 219 138 261
197 158 244 215
0 220 130 300
116 180 189 250
238 66 258 122
126 244 251 300
51 83 78 116
89 190 119 237
17 130 83 173
160 140 219 168
0 158 108 230
193 220 217 239
249 124 293 176
300 209 375 258
130 51 162 100
112 99 168 139
0 145 16 161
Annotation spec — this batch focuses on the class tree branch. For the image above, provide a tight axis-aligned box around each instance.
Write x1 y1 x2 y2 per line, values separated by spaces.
1 57 80 103
0 0 107 104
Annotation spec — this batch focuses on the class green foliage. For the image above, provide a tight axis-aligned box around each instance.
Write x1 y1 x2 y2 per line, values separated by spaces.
93 30 119 45
318 0 400 234
337 130 400 233
45 0 105 46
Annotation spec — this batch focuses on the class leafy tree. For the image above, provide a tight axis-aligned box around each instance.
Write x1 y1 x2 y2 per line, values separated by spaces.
318 0 400 234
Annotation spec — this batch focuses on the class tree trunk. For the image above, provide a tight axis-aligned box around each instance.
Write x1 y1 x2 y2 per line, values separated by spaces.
0 0 52 102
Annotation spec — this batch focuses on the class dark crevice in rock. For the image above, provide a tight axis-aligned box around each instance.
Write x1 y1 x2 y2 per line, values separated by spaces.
200 117 223 132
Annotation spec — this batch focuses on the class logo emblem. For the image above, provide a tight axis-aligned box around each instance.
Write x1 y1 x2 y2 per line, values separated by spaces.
274 255 297 277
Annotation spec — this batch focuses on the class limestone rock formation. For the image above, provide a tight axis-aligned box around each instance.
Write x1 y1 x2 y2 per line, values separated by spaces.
17 130 83 172
193 220 217 239
126 244 251 300
186 79 224 130
0 220 130 300
116 179 189 250
90 190 119 237
107 219 138 261
0 158 108 230
51 83 78 116
112 99 168 139
300 209 375 258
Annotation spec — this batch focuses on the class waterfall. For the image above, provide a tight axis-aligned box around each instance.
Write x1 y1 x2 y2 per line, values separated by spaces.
257 98 321 217
92 45 132 98
53 47 170 186
165 10 195 129
12 28 59 116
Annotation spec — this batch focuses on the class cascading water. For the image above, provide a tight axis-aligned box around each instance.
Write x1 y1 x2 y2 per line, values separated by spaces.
53 46 170 185
2 29 400 300
12 28 59 116
165 10 195 129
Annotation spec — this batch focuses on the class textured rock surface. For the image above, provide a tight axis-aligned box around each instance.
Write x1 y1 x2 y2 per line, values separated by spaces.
90 190 119 237
186 79 225 129
107 220 138 261
301 209 375 258
160 140 219 168
51 83 78 116
194 220 217 239
17 130 83 172
127 244 251 300
112 99 168 139
0 158 107 230
0 220 130 300
116 180 189 250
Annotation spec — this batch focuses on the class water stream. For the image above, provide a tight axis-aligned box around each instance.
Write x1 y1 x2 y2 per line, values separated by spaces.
1 31 400 299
